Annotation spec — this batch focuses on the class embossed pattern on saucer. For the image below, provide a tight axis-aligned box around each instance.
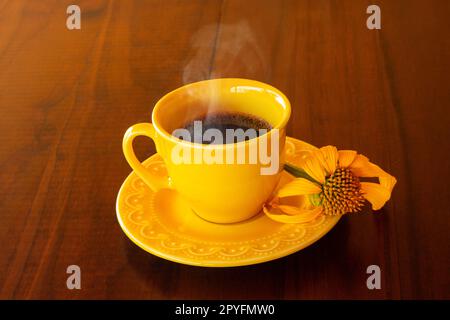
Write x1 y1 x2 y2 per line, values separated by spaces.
116 137 340 267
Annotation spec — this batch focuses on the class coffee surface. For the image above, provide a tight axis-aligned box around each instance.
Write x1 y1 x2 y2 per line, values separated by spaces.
178 112 272 144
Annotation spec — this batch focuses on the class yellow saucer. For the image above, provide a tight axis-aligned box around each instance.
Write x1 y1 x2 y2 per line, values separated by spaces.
116 137 340 267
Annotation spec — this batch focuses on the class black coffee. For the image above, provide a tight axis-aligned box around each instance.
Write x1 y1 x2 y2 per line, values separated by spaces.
178 112 272 144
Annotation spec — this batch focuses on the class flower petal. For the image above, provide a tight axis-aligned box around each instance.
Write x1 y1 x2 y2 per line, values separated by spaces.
276 178 322 198
348 154 373 177
303 155 326 184
263 205 322 223
350 155 397 187
350 154 397 210
361 182 395 210
318 145 338 175
379 173 397 191
338 150 357 168
369 162 395 180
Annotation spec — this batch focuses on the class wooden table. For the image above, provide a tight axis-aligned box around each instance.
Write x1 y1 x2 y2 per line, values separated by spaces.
0 0 449 299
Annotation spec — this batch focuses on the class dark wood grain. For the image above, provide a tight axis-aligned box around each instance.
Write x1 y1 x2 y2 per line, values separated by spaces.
0 0 449 299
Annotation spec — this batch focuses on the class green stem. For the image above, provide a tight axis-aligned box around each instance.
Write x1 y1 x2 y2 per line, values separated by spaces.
284 162 324 206
284 162 320 184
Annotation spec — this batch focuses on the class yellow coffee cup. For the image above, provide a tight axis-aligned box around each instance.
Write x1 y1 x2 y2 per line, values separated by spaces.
123 78 291 223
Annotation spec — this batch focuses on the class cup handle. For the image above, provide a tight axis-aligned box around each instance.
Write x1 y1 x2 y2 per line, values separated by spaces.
122 123 169 191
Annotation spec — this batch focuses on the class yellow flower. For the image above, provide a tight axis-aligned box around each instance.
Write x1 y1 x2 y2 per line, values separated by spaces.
263 146 397 223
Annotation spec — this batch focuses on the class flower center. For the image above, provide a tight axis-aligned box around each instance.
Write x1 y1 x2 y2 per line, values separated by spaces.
321 167 365 215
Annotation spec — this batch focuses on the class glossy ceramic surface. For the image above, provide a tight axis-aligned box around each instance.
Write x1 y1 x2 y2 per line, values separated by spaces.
116 137 340 267
122 78 291 223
